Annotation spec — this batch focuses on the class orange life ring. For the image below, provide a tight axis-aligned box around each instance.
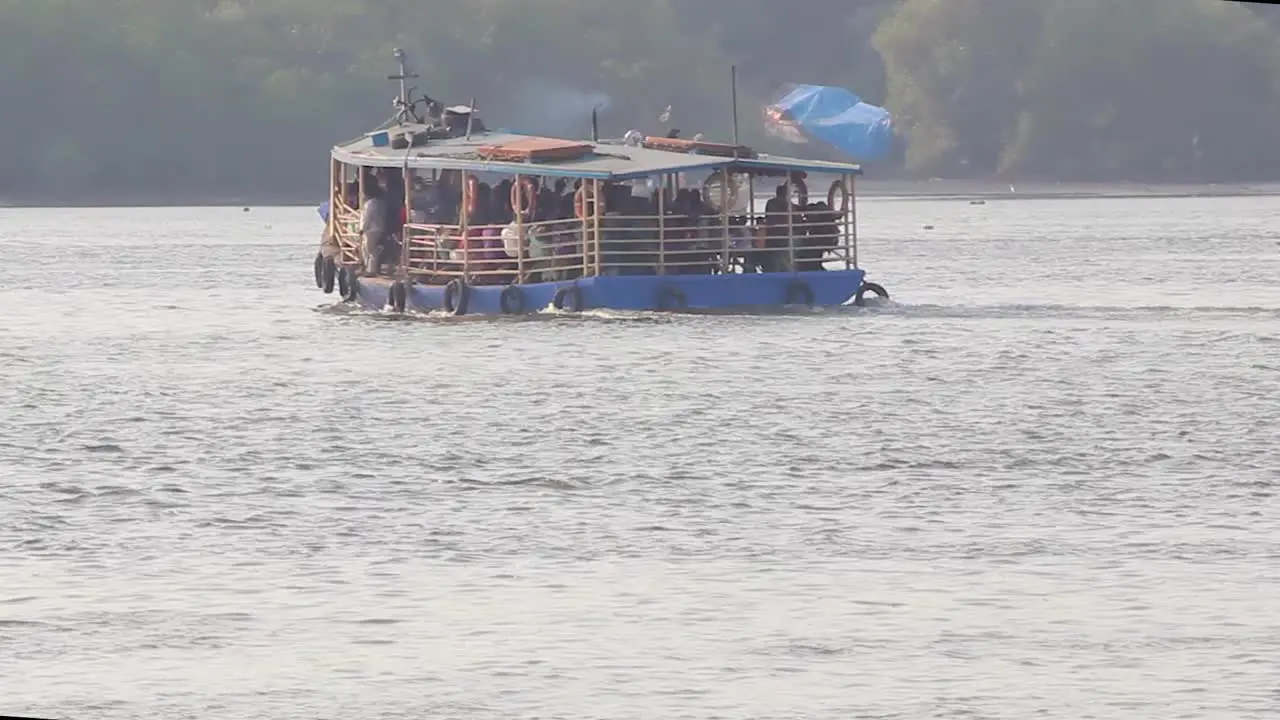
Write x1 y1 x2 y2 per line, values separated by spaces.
789 174 809 208
464 175 480 219
511 178 538 220
827 179 850 216
574 184 602 220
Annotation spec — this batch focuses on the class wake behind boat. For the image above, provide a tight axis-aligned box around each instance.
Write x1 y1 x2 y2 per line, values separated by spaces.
312 51 890 315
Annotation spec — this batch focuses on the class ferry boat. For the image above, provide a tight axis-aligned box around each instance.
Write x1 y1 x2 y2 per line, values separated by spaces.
313 52 889 315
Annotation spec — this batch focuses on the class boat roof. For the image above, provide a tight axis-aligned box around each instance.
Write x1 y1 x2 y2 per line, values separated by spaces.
331 125 863 180
732 154 866 177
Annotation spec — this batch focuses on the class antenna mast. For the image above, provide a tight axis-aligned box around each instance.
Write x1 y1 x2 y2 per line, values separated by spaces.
389 48 420 124
731 65 740 157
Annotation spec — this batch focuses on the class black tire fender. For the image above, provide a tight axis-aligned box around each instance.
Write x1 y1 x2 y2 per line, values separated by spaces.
854 281 889 307
656 284 688 311
443 278 471 315
321 256 337 294
551 285 583 312
389 281 408 313
500 284 526 315
785 278 814 307
340 268 359 302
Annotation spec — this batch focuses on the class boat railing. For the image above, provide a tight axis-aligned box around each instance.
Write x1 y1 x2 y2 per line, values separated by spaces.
336 210 857 283
403 220 591 284
582 212 857 275
331 199 363 267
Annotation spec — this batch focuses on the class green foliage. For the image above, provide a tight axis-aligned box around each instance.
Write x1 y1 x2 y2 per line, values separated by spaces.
3 0 1280 199
875 0 1280 180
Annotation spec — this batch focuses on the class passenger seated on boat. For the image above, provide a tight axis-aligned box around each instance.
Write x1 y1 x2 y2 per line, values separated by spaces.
722 214 753 272
738 228 766 274
528 221 558 282
409 175 432 223
665 189 703 275
557 189 575 221
684 188 718 275
622 191 659 275
547 219 582 280
494 179 514 225
472 227 509 284
660 189 687 273
599 184 635 276
435 174 462 225
538 181 558 222
472 185 517 284
474 182 493 223
558 180 578 220
796 201 840 272
360 183 387 276
495 218 550 283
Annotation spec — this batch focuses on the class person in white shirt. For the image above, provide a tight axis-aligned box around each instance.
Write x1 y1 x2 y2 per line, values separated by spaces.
360 183 386 276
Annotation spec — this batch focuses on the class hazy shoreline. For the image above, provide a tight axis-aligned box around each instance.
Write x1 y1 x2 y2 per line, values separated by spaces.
858 179 1280 201
5 180 1280 209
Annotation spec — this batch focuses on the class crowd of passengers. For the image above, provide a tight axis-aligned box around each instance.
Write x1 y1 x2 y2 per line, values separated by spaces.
330 168 844 283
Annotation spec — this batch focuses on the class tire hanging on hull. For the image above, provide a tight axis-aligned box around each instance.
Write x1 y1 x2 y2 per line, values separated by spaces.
389 281 408 313
656 284 688 311
854 281 889 306
321 257 336 294
340 268 359 303
785 278 814 307
552 285 584 312
500 285 526 315
444 278 471 316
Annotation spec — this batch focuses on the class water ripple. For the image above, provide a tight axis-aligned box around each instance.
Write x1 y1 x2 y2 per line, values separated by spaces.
1 199 1278 720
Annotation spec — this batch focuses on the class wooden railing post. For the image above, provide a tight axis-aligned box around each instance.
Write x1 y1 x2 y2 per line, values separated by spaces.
786 175 796 272
401 167 412 274
657 176 666 276
719 170 730 274
460 171 470 279
850 174 858 270
514 174 525 283
357 166 368 274
592 178 604 277
327 158 337 257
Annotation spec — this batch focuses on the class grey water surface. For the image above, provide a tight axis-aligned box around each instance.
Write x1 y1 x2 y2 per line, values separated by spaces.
1 196 1278 720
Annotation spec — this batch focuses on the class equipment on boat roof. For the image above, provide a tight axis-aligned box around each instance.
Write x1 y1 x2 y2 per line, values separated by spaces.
381 50 488 144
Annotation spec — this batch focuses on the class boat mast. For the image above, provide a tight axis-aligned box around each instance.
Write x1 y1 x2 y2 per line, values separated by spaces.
389 48 420 125
730 65 740 155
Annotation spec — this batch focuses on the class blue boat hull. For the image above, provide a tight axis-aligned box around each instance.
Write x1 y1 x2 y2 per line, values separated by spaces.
347 269 868 314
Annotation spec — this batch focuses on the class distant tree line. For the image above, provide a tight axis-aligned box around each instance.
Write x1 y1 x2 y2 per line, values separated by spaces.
2 0 1279 201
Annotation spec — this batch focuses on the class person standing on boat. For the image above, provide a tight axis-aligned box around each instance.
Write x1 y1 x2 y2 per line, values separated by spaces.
377 168 405 273
762 185 792 273
360 181 387 276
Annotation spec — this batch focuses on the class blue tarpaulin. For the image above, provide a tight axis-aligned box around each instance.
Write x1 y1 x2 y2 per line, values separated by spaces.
764 84 894 162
